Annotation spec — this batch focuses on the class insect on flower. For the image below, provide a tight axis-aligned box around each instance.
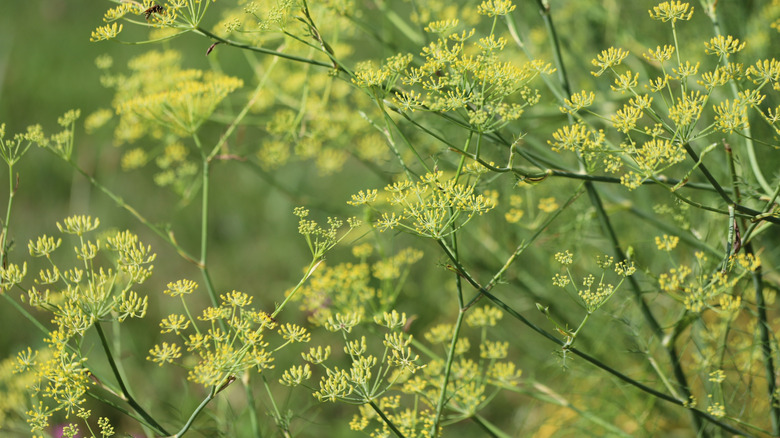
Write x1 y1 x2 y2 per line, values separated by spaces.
144 4 164 20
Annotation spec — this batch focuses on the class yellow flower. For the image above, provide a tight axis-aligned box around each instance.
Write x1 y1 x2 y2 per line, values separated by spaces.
90 23 123 42
538 197 559 213
147 342 182 366
649 1 694 23
591 47 629 76
704 35 746 57
476 0 516 16
655 234 680 251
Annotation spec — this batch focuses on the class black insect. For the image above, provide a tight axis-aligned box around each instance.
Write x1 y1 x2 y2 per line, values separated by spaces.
206 42 220 56
144 4 164 20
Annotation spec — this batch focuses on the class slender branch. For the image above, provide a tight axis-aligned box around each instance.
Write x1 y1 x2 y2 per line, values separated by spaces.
724 124 780 434
747 243 780 436
459 275 752 437
430 286 466 434
193 26 335 70
172 386 219 437
0 164 15 267
369 399 407 438
587 179 707 433
95 323 169 436
193 135 228 334
702 2 772 195
682 143 733 205
64 158 200 263
261 374 291 437
471 414 508 438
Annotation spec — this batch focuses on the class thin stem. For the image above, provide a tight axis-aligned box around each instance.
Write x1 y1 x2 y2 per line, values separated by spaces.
429 237 466 435
747 244 780 436
446 235 749 435
207 61 279 161
725 127 780 434
369 399 407 438
703 4 772 195
245 376 261 438
471 414 508 438
3 290 50 334
172 386 219 437
94 322 169 436
194 135 227 334
535 0 571 99
262 374 291 437
64 158 199 263
193 27 334 70
272 258 322 318
477 284 750 436
198 138 209 271
682 143 733 205
742 181 780 244
0 164 15 267
587 182 706 433
532 1 708 433
466 184 586 310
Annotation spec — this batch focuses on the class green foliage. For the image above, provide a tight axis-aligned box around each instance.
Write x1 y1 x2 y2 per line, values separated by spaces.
1 0 780 436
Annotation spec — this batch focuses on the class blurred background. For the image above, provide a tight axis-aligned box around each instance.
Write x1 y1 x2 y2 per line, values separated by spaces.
1 1 779 436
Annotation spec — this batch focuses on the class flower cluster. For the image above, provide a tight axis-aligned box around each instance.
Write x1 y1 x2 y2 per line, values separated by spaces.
349 171 497 239
85 50 242 197
657 248 757 315
284 310 426 402
291 246 423 326
293 207 361 259
548 1 780 190
551 250 635 313
375 4 554 133
283 307 521 436
91 0 219 42
150 286 308 387
6 216 153 434
111 51 244 138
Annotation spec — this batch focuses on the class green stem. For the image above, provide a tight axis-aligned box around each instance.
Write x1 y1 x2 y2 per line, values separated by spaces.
193 27 334 70
262 374 291 437
272 258 322 318
681 143 733 205
429 291 465 435
193 135 227 336
244 376 261 438
741 181 780 244
471 414 508 438
467 184 585 310
724 122 780 434
3 290 49 334
587 182 704 433
173 386 219 437
196 138 219 305
533 0 705 431
95 322 169 436
477 285 750 436
703 4 772 195
369 399 407 438
64 158 199 262
0 164 14 266
207 66 276 161
534 0 571 99
747 246 780 436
